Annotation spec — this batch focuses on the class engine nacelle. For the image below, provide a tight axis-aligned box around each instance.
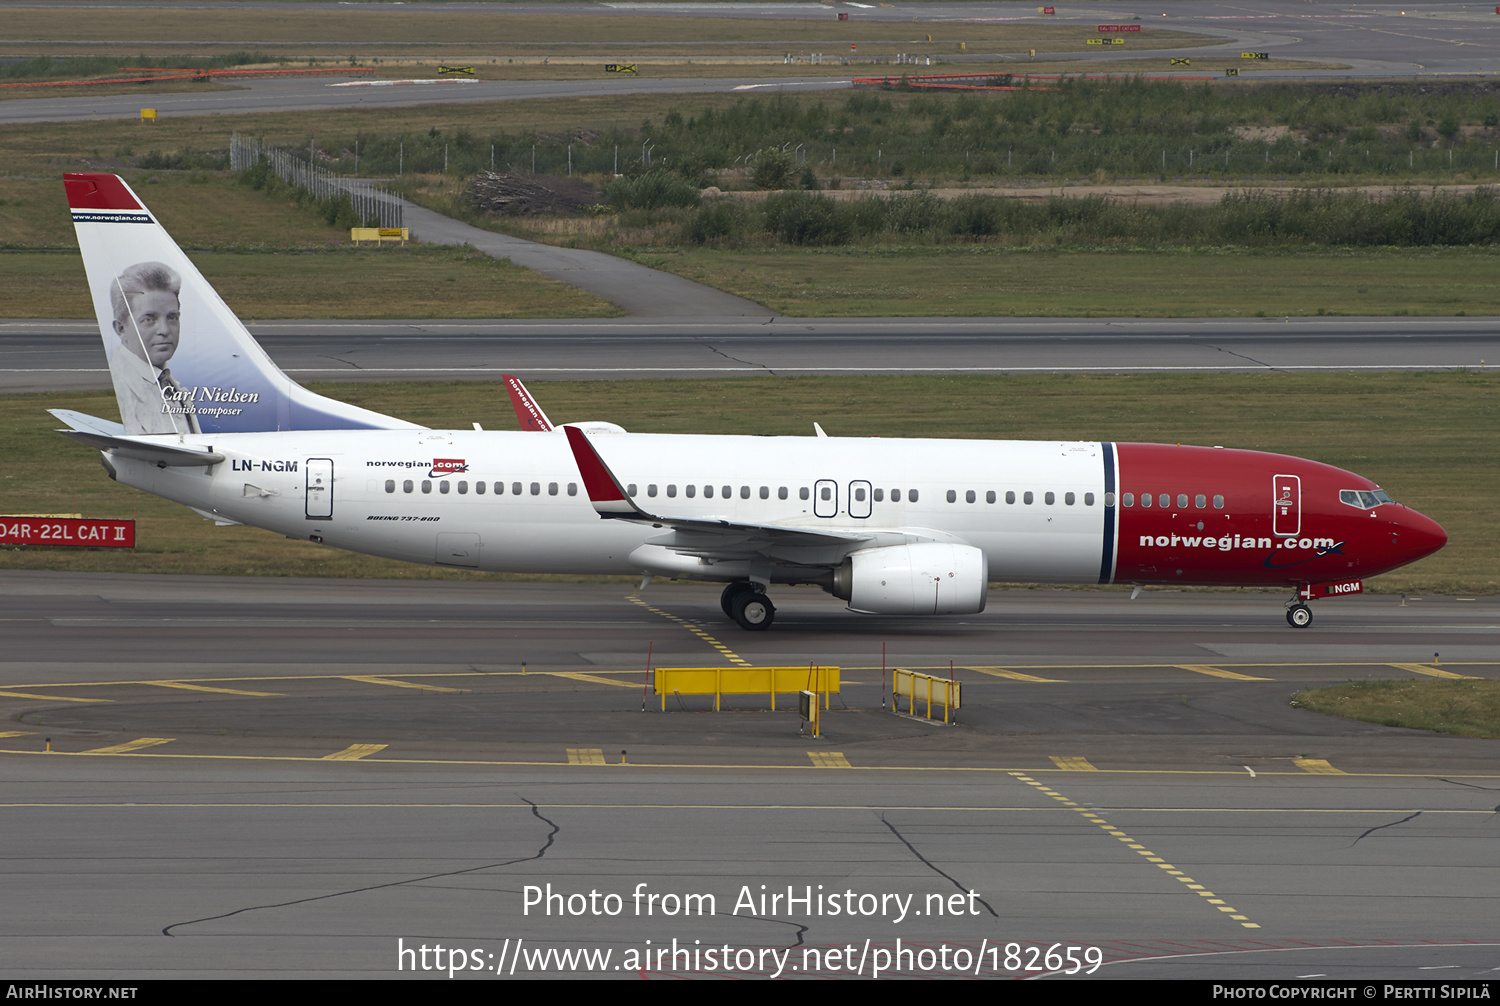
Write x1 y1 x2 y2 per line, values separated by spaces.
833 543 989 615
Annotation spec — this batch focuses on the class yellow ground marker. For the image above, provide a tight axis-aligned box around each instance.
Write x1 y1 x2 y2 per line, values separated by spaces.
0 731 34 739
809 752 852 769
1050 756 1098 771
343 675 461 693
626 595 750 665
146 681 284 697
552 672 637 689
1388 663 1477 680
1295 759 1346 775
567 748 606 765
323 743 388 760
0 689 110 703
1176 664 1271 681
85 737 173 754
968 666 1064 682
1010 771 1260 930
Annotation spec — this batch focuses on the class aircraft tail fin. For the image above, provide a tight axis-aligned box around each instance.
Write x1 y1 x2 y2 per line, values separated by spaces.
504 374 554 431
65 173 420 435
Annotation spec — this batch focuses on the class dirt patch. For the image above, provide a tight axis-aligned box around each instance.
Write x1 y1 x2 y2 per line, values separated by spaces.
1231 125 1291 143
465 171 600 216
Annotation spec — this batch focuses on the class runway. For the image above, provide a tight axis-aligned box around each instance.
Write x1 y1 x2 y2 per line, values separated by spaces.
3 315 1497 392
5 1 1500 127
2 572 1497 978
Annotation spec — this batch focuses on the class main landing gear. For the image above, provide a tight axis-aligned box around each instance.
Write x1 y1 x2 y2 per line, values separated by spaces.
1285 600 1313 628
721 581 775 631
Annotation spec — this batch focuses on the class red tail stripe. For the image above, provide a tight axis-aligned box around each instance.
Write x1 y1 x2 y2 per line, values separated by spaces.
63 173 142 211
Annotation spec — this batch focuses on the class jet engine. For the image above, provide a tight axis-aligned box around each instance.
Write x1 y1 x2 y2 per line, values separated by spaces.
831 543 989 615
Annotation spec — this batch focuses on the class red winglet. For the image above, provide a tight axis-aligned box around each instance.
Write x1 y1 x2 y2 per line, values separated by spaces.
563 426 639 518
64 173 143 211
503 374 553 432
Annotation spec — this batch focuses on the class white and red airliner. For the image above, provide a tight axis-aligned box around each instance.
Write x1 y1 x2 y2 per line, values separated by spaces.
56 173 1447 630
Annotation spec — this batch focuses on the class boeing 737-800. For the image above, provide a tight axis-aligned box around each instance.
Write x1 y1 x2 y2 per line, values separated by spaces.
55 173 1447 630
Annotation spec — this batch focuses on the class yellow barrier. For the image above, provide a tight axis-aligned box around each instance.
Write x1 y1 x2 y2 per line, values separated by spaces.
655 666 839 712
350 227 409 245
140 109 156 122
892 668 960 723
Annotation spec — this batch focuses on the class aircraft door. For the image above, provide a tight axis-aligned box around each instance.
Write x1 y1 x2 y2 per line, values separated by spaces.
814 479 838 518
305 458 333 519
1272 473 1301 537
848 480 872 519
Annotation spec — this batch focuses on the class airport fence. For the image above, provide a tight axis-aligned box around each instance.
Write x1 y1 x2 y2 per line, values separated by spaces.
230 132 403 230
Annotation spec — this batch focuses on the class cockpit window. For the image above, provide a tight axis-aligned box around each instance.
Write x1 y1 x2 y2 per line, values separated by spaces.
1341 489 1394 509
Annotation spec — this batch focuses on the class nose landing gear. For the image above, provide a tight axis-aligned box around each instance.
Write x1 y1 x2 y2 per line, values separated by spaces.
1285 600 1313 628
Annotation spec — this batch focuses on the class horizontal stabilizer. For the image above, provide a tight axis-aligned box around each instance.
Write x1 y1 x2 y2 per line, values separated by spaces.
48 409 125 437
55 428 224 467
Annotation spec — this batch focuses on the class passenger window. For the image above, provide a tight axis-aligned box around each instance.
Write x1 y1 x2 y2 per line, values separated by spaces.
1121 492 1132 507
402 480 413 494
947 490 957 503
385 480 395 493
1213 494 1224 508
855 486 867 502
892 488 902 502
648 484 658 497
530 482 541 496
1159 493 1170 508
440 481 450 495
458 481 468 494
1024 491 1034 505
512 482 522 496
476 481 486 495
1175 494 1186 509
965 490 976 503
760 486 769 499
1089 492 1100 506
495 482 505 495
568 483 578 497
686 485 696 498
1194 494 1205 508
422 480 432 494
874 488 885 502
800 487 810 501
1141 493 1151 508
548 482 558 496
1005 491 1015 504
742 486 751 499
704 485 714 499
1045 491 1055 505
626 484 636 497
722 485 731 499
986 490 995 504
1065 492 1075 505
667 485 677 498
909 489 919 502
820 486 832 501
778 487 788 500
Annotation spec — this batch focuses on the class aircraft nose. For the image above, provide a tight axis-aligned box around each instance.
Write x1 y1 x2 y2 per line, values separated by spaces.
1392 507 1447 565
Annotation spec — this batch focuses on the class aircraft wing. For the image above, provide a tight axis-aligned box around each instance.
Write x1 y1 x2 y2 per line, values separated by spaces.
563 425 875 561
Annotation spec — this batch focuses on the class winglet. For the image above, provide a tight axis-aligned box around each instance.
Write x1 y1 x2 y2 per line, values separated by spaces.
564 425 645 519
504 374 553 432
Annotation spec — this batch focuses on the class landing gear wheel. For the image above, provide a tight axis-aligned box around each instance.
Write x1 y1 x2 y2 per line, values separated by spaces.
721 581 757 618
731 591 775 631
1286 603 1313 628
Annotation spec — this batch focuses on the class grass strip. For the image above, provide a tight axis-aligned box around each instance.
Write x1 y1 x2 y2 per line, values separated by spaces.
1292 680 1500 739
